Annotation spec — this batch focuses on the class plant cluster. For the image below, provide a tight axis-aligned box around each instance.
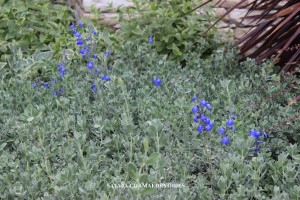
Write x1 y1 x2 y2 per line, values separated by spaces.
32 21 115 96
0 1 299 199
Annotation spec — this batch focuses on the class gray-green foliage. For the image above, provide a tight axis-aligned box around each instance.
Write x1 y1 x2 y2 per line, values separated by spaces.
0 0 299 198
118 0 219 63
0 37 299 198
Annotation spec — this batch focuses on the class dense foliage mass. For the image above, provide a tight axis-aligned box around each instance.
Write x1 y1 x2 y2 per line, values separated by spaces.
118 0 220 63
0 0 299 199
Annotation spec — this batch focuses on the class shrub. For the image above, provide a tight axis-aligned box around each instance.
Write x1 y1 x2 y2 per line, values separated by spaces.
117 0 220 63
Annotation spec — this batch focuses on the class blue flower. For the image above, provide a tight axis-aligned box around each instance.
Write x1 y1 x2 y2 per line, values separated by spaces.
101 75 111 81
218 127 225 135
85 46 90 52
206 121 214 131
248 129 255 137
87 61 94 69
249 129 262 138
197 125 203 134
231 114 236 120
105 50 110 57
91 83 96 92
93 54 97 59
33 82 38 89
232 126 237 133
205 119 211 126
96 69 101 74
226 119 234 127
254 147 259 153
200 115 208 122
193 116 198 123
222 136 230 145
80 49 86 57
206 104 212 110
75 32 81 38
79 22 84 28
192 94 197 102
70 23 75 30
59 88 64 93
148 36 153 44
254 130 261 138
58 65 66 75
92 30 97 35
43 82 50 89
58 64 66 78
200 100 208 107
52 92 57 97
153 76 162 87
206 126 213 132
77 39 83 46
192 106 198 113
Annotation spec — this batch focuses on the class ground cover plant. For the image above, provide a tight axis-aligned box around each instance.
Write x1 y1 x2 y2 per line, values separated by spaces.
0 0 300 199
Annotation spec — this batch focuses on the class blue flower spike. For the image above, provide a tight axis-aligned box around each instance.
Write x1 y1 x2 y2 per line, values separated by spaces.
217 114 237 145
248 128 268 154
191 94 214 135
